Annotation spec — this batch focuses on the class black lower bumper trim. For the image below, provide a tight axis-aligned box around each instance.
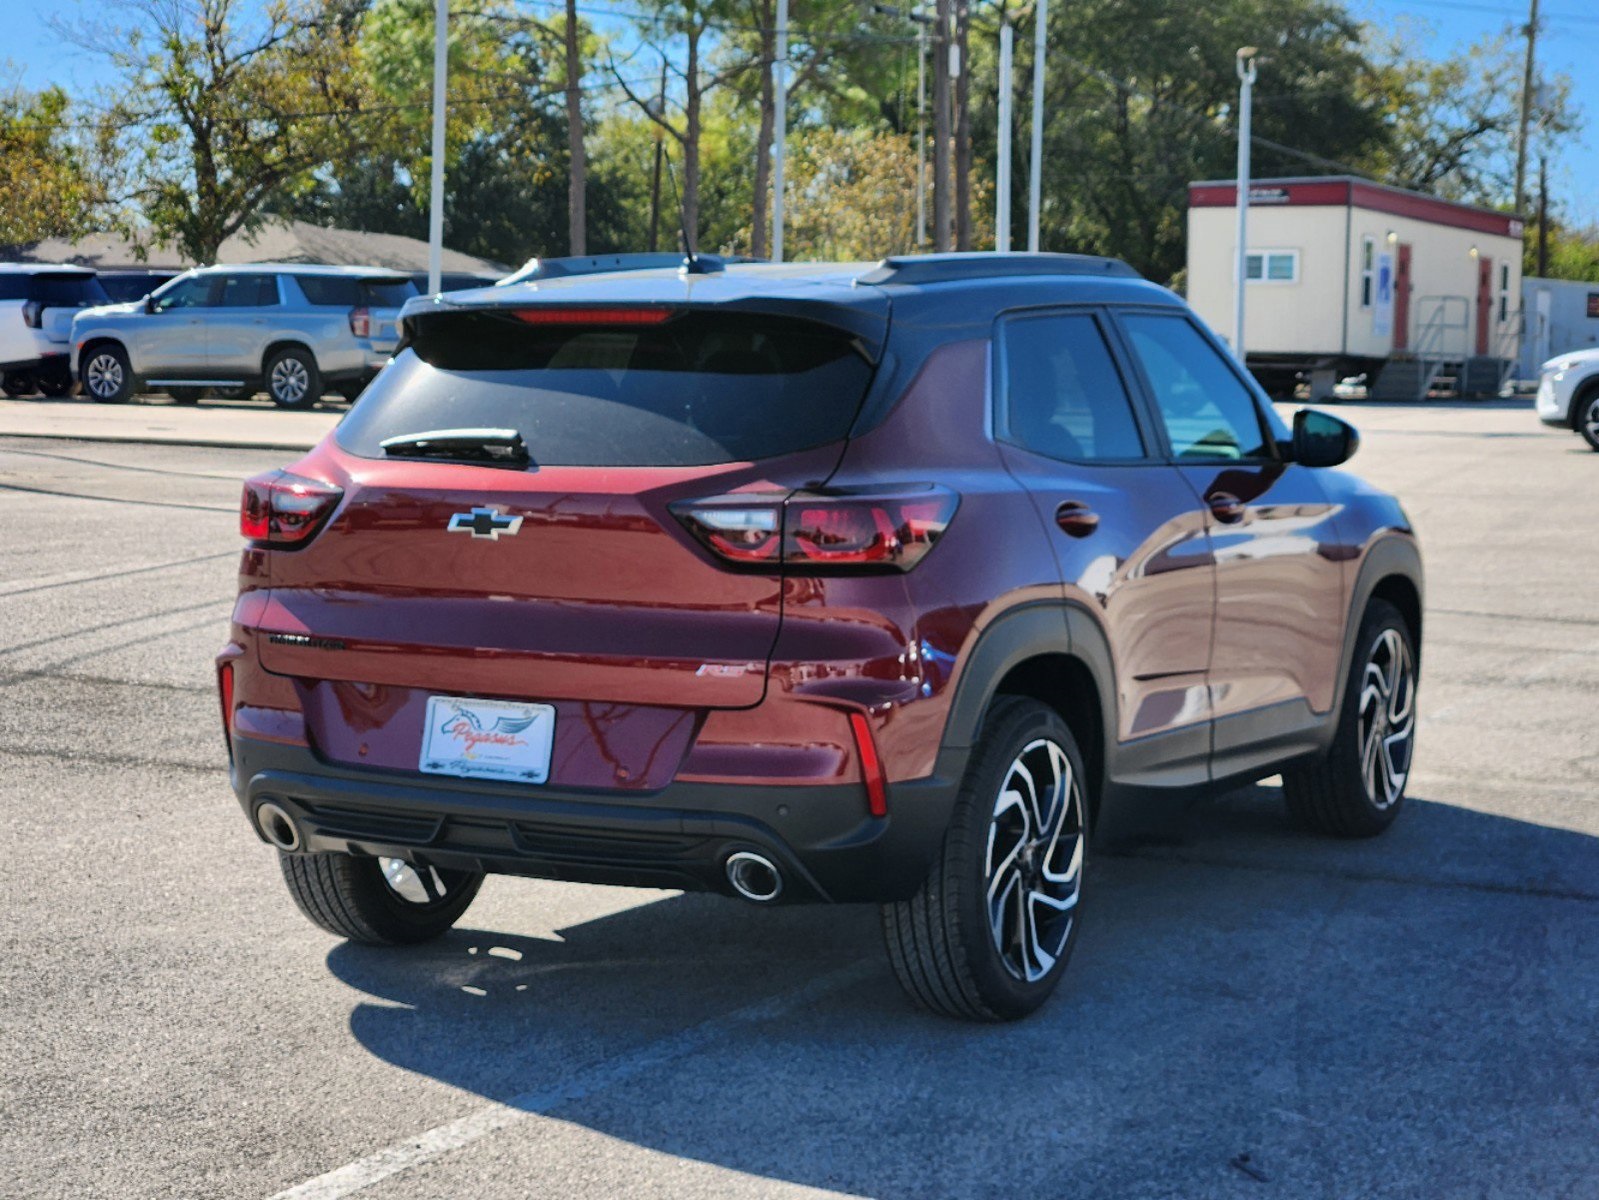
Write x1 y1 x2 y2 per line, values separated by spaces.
231 737 965 904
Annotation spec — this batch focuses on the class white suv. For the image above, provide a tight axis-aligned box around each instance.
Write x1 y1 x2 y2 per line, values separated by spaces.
0 264 111 398
70 264 418 407
1535 349 1599 451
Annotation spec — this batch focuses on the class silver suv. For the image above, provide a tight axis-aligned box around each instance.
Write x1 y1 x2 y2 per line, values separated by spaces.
0 264 111 398
70 264 418 408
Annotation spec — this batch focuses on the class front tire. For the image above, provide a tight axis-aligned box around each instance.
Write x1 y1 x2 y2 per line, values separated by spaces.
1 371 34 398
1578 390 1599 451
279 852 484 944
265 346 321 409
883 697 1088 1021
81 344 133 403
1282 598 1418 837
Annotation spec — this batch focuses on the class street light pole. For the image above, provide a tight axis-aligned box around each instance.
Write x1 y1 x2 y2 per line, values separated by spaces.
1232 46 1257 362
1026 0 1047 252
996 22 1013 253
916 19 927 248
427 0 448 295
772 0 788 261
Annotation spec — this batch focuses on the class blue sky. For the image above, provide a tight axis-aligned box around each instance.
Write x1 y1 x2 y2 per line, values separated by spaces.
9 0 1599 222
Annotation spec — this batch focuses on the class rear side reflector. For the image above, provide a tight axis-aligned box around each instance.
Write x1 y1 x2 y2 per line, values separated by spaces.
511 306 673 326
241 470 343 546
849 711 889 818
672 486 957 572
218 661 235 753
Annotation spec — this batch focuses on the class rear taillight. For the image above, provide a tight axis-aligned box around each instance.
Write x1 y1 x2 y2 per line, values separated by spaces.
218 661 235 754
21 300 43 329
672 486 957 572
240 470 343 546
348 306 371 337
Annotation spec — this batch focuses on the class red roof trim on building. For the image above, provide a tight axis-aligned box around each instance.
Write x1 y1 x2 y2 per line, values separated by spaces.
1188 177 1523 239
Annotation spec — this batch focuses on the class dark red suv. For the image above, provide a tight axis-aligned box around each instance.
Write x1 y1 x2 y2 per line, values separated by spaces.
219 253 1422 1020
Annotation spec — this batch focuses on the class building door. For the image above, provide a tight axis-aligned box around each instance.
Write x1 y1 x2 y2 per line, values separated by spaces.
1475 256 1494 355
1393 244 1412 351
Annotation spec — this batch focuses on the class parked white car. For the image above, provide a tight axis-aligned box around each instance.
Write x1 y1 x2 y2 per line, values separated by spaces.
1535 349 1599 451
70 263 418 407
0 264 111 397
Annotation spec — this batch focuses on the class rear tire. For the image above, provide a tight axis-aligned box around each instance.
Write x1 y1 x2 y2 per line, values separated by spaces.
1282 598 1417 837
35 369 72 398
882 696 1088 1021
279 852 484 945
81 344 133 403
1578 390 1599 451
265 346 321 409
166 386 202 405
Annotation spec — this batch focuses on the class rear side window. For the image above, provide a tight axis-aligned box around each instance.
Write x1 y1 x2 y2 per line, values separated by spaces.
215 274 279 307
361 278 418 307
8 273 111 306
336 310 874 467
1120 313 1272 460
999 312 1145 462
296 275 415 306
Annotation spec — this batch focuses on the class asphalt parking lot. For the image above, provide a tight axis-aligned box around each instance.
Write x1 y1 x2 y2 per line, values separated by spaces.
1 401 1595 1199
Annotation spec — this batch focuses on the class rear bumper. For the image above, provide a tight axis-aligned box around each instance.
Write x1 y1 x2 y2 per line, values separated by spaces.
230 735 964 903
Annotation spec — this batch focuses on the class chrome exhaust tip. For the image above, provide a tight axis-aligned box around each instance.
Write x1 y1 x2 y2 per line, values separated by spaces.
725 851 783 903
255 801 302 853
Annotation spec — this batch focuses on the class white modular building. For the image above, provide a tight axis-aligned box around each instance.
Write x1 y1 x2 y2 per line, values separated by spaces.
1186 176 1524 400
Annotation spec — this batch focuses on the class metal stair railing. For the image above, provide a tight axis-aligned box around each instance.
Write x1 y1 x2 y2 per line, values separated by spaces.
1491 309 1524 394
1407 295 1470 400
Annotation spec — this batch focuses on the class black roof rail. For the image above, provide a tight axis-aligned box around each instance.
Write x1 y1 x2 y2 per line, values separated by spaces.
856 252 1141 286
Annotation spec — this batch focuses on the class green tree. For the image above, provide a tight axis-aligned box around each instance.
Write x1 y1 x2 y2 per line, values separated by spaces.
65 0 373 263
0 86 101 249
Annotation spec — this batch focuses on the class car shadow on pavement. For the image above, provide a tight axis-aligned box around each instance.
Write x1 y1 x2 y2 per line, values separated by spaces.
326 784 1599 1197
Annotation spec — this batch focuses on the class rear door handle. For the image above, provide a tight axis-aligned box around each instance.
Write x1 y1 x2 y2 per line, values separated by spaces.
1207 492 1245 523
1055 500 1100 538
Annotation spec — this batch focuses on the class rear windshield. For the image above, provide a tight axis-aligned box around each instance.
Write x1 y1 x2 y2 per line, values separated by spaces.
296 275 418 308
336 309 875 467
98 274 173 304
0 273 110 305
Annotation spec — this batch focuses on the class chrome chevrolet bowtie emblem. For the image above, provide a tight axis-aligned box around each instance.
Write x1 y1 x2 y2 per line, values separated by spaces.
447 507 523 540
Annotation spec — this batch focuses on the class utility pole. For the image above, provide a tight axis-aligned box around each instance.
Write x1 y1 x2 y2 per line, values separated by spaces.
1233 46 1258 361
916 22 927 247
772 0 788 261
1025 0 1047 252
953 0 972 250
933 0 953 251
1514 0 1540 215
996 22 1013 252
427 0 448 295
1537 153 1549 277
564 0 585 256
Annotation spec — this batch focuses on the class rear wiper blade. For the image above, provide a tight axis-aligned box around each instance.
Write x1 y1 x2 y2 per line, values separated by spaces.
379 428 530 466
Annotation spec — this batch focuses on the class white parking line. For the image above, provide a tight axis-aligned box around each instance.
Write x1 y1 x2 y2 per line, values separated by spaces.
269 959 876 1200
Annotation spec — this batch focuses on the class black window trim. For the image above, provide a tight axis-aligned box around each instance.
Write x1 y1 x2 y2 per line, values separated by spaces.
1105 304 1284 467
991 302 1162 468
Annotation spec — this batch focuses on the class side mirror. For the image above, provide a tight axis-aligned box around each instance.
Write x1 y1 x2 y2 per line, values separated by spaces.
144 295 157 314
1291 408 1359 467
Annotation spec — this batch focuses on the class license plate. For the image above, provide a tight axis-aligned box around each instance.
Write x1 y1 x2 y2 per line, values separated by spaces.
419 696 555 783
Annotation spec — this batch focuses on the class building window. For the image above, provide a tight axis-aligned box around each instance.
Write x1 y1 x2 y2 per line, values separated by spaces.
1245 250 1298 284
1360 237 1375 308
1498 262 1510 322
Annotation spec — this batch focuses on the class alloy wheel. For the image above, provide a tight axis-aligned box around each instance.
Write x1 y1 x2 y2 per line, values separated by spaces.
1357 628 1416 809
984 738 1085 982
1582 396 1599 447
270 357 310 405
85 353 123 399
